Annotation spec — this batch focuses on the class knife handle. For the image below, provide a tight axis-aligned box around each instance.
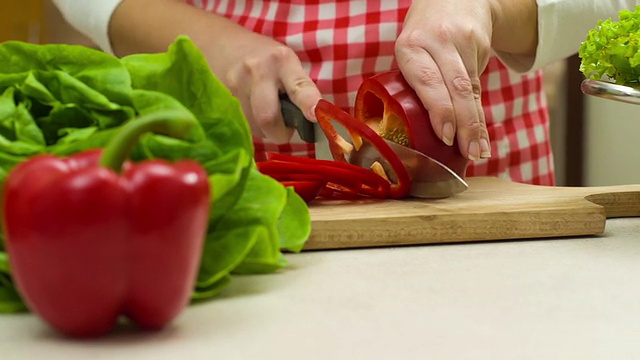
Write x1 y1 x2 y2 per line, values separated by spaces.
280 95 315 143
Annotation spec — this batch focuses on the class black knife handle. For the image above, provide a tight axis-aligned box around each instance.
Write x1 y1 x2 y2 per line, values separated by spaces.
280 95 315 143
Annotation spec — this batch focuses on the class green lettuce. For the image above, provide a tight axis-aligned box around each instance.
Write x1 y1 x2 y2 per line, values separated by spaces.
579 5 640 85
0 36 310 311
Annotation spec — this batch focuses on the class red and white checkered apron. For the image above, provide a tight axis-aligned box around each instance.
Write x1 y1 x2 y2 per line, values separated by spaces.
188 0 555 186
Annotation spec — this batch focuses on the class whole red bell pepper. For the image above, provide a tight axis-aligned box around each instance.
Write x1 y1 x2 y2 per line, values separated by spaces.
2 111 210 338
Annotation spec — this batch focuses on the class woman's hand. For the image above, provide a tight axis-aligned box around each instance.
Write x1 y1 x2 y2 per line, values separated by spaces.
396 0 538 161
110 0 321 144
395 0 494 161
204 26 321 144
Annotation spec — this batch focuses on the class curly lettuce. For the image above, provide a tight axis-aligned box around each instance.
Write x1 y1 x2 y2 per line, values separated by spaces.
579 5 640 85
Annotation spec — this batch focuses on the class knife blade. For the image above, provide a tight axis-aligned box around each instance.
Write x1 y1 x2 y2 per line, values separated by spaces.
348 139 468 199
280 95 315 143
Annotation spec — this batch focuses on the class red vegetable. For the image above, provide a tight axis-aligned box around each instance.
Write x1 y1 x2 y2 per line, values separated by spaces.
354 69 469 178
2 111 210 338
263 70 469 202
281 181 326 203
257 153 391 200
315 98 411 198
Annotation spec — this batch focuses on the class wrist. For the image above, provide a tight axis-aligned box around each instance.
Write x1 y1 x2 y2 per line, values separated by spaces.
489 0 538 56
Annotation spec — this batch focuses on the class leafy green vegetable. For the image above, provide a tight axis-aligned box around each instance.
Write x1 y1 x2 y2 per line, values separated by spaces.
579 5 640 85
0 37 311 312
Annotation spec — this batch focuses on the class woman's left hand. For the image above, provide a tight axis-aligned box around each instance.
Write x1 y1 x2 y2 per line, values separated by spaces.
395 0 494 161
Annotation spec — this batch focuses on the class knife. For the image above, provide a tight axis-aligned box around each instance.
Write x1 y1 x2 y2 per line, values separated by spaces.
279 95 467 198
348 139 468 199
280 95 316 143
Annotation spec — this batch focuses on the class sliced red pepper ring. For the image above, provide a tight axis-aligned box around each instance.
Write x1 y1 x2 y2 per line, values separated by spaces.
257 153 391 200
261 171 326 184
280 180 326 203
256 165 327 203
314 99 411 198
258 161 387 199
267 153 391 197
265 152 390 194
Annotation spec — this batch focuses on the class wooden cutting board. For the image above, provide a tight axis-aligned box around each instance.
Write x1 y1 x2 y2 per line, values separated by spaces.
304 177 640 250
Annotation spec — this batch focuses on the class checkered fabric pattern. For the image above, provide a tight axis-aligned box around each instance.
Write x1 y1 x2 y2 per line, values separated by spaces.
188 0 555 186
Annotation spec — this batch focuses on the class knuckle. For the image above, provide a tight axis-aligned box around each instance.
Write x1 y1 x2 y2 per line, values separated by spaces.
253 108 279 128
460 114 486 135
458 26 477 42
450 76 474 97
271 45 296 62
395 29 431 58
413 67 444 88
398 25 453 47
451 76 483 101
241 45 295 79
396 29 423 49
288 78 316 96
430 103 455 122
478 36 491 52
242 56 266 78
223 71 242 95
431 24 456 43
472 82 482 99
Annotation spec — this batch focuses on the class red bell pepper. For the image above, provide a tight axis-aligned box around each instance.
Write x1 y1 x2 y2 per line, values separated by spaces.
312 70 469 199
2 111 210 338
354 69 469 178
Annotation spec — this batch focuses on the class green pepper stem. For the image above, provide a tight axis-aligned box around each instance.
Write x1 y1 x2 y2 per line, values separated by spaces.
99 110 200 172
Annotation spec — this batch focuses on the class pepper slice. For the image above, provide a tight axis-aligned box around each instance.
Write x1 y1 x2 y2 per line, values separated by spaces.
314 99 411 198
257 152 391 200
280 181 326 203
256 164 327 202
2 111 210 338
354 69 469 178
268 152 392 197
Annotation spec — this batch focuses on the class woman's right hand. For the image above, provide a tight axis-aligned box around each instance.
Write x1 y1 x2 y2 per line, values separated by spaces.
110 0 321 144
202 23 322 144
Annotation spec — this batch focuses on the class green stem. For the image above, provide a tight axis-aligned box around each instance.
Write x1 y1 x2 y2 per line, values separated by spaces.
99 110 199 172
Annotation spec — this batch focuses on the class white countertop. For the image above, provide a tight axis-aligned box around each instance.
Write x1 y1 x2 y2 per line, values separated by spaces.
2 218 639 360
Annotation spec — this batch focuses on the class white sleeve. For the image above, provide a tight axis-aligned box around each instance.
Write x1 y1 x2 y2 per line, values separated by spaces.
51 0 123 54
497 0 640 73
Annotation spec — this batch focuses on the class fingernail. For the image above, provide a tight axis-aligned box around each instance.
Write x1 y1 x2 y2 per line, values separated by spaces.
480 138 492 158
442 122 454 146
468 141 480 161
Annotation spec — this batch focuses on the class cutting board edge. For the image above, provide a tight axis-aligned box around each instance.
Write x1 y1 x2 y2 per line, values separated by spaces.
303 226 607 250
304 207 607 250
304 177 640 250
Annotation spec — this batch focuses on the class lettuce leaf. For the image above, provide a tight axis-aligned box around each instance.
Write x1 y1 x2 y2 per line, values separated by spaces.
579 5 640 85
0 37 310 312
